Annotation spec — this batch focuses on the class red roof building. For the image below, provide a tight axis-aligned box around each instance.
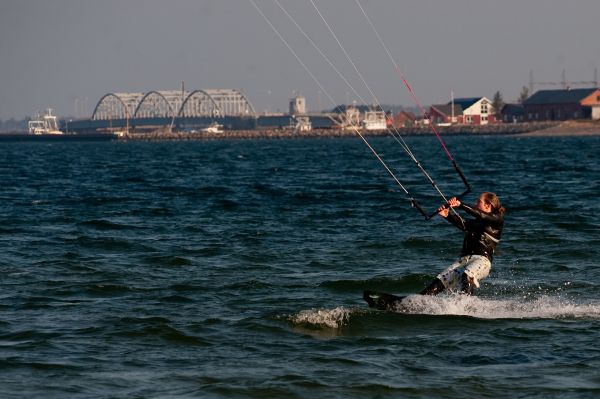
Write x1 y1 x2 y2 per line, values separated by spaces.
429 97 496 125
390 111 417 128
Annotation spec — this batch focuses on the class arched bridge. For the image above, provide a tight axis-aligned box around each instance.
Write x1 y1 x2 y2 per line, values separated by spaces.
91 89 256 120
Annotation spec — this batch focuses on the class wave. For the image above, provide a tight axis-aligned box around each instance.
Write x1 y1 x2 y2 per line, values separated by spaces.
68 235 156 252
286 295 600 330
394 294 600 319
107 316 211 346
287 306 361 330
142 255 193 266
78 219 142 231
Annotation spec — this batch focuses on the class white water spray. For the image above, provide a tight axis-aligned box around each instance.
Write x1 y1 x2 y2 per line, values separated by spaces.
288 296 600 330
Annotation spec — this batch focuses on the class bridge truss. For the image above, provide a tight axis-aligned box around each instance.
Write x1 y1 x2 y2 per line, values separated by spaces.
91 89 255 120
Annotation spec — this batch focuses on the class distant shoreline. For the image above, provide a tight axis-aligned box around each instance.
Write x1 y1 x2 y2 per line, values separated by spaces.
513 120 600 137
2 121 598 141
120 121 600 141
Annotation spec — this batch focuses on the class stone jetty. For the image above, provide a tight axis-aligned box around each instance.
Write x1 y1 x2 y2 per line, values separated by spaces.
118 121 597 141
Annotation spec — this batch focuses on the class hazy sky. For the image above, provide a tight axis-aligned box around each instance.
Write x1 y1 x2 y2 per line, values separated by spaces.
1 0 599 120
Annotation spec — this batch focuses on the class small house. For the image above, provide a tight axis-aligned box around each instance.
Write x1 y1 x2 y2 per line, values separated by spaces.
391 110 417 128
429 104 463 125
429 97 496 125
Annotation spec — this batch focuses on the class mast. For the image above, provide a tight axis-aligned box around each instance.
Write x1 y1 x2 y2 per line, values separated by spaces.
451 91 454 123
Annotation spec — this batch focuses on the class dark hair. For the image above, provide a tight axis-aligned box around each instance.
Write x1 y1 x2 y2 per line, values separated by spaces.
480 192 505 216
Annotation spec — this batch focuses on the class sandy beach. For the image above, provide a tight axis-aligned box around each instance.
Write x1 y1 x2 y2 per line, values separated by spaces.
517 120 600 137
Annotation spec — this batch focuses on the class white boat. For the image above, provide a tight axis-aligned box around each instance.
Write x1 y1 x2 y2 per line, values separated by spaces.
362 110 387 131
201 122 224 133
28 109 64 135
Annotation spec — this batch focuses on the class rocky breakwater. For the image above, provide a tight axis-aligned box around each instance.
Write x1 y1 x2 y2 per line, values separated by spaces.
120 122 563 141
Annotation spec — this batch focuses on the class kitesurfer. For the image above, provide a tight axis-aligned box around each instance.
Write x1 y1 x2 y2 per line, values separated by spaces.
420 192 505 296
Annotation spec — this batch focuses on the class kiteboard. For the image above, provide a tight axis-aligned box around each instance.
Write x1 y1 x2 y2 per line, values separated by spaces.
363 290 406 311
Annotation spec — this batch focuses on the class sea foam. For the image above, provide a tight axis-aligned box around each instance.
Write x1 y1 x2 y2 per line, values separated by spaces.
397 294 600 320
288 295 600 330
288 306 359 329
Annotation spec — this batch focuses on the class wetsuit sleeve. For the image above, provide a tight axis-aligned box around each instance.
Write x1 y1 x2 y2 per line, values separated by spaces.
445 212 467 231
460 203 503 227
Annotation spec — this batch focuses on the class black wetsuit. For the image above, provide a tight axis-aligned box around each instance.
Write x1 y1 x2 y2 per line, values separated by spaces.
445 203 504 261
420 203 504 295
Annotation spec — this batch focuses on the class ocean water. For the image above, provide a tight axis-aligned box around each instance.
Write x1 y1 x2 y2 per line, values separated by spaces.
1 134 599 398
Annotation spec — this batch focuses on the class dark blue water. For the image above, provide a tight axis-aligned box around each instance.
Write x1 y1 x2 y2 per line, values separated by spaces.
1 135 599 398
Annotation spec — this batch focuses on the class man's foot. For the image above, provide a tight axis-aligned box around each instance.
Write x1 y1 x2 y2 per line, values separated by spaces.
460 274 475 295
419 278 445 295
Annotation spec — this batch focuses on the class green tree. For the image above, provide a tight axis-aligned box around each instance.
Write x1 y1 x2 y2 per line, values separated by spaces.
492 91 504 118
